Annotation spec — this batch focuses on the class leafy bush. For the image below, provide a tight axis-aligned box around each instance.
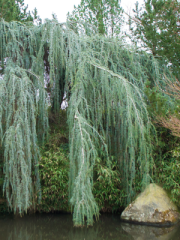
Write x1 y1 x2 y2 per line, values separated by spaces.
38 142 126 213
37 126 126 213
144 79 180 207
37 142 70 212
157 148 180 207
93 157 125 212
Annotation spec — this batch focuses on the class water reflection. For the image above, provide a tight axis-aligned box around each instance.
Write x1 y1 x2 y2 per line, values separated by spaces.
0 213 179 240
121 222 180 240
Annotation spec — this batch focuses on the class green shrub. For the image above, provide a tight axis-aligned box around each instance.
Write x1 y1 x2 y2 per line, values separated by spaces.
37 143 70 212
144 80 180 207
157 148 180 208
38 142 126 213
93 157 125 212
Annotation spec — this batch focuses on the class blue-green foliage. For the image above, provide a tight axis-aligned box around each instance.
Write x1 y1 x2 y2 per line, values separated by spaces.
0 18 177 226
0 63 43 213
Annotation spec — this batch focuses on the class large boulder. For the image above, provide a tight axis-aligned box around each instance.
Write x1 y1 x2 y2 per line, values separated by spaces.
121 183 180 225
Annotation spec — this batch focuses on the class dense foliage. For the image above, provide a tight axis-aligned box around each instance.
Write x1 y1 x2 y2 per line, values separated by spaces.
67 0 124 36
36 112 123 214
0 0 41 23
144 75 180 208
38 144 69 213
0 13 178 226
129 0 180 77
93 156 123 212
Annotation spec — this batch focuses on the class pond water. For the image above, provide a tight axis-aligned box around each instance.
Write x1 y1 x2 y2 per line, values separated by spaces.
0 213 180 240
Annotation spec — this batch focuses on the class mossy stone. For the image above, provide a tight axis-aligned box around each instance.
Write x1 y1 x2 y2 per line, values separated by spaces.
121 184 180 225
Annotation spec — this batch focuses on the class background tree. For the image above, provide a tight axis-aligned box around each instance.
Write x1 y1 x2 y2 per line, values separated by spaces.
0 0 32 22
0 0 41 73
67 0 124 36
0 0 41 24
129 0 180 77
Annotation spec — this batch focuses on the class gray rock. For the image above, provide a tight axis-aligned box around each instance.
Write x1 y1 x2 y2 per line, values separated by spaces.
121 183 180 225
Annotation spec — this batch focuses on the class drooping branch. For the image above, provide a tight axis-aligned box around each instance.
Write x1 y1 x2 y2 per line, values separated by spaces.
1 63 44 213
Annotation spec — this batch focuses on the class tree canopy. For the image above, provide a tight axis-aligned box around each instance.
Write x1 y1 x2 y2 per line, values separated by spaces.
0 0 41 24
0 0 32 22
129 0 180 78
0 17 176 226
67 0 124 36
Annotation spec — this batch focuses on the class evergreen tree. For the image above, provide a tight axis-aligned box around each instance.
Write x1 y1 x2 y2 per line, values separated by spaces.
0 0 41 24
0 18 176 226
0 1 41 71
0 0 33 22
129 0 180 77
67 0 124 36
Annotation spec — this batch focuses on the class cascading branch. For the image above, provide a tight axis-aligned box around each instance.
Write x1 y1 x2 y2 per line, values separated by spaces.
0 20 49 214
0 18 175 225
1 63 42 213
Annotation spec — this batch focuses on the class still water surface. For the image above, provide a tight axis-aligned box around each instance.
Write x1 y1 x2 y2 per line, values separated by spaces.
0 213 180 240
